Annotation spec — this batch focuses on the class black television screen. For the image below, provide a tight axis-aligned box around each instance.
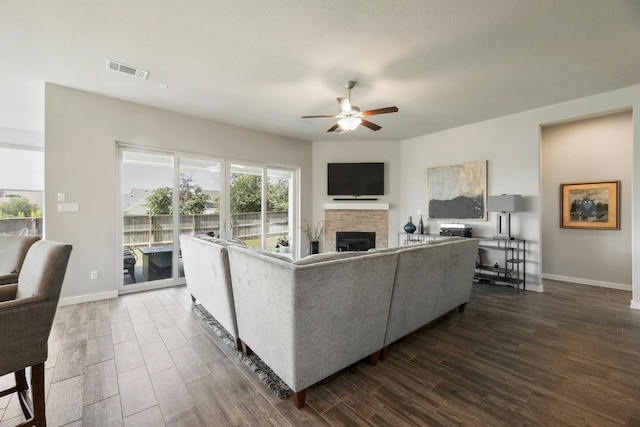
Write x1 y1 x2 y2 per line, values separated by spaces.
327 162 384 196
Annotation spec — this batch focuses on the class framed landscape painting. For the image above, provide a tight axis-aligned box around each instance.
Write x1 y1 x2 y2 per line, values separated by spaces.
427 160 487 220
560 181 620 229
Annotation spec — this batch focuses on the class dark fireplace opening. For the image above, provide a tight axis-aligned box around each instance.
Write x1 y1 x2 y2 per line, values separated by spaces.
336 231 376 252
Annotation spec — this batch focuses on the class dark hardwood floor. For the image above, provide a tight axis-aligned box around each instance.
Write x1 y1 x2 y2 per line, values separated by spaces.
1 279 639 426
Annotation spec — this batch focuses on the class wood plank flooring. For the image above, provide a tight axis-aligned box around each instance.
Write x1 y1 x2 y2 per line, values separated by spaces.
1 279 640 426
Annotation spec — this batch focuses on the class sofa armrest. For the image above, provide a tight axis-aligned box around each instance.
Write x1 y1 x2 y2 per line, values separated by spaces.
180 235 239 339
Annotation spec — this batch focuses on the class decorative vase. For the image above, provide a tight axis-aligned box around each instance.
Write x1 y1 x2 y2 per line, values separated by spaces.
418 215 424 234
403 216 417 234
309 240 319 255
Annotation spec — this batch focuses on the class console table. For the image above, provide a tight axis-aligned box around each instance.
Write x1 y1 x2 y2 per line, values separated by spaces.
474 238 526 293
397 233 439 246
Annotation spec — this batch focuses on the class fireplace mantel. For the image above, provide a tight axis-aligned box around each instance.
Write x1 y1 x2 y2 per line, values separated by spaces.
324 203 389 211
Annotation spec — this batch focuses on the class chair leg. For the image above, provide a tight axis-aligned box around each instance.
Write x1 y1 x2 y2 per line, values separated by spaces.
11 364 45 427
14 369 32 420
31 363 46 426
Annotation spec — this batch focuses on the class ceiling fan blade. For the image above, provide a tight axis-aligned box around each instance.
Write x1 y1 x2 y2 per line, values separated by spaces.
326 123 340 132
337 98 352 113
302 114 337 118
361 106 399 116
361 119 381 131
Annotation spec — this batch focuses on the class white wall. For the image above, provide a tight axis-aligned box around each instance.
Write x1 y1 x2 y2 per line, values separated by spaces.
45 84 312 303
310 86 640 300
401 115 543 290
45 83 640 306
399 84 640 294
541 111 632 290
311 140 401 252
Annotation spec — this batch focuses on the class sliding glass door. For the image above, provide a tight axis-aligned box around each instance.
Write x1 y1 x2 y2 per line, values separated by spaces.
267 168 295 254
228 163 296 254
120 146 297 290
121 151 175 287
229 163 264 248
179 158 222 241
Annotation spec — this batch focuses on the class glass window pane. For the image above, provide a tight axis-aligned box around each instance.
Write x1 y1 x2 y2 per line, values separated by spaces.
267 168 293 255
122 151 174 285
0 147 43 236
230 164 263 248
178 158 222 278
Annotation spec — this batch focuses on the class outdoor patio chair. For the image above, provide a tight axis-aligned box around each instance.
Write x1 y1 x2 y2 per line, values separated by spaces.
124 248 137 283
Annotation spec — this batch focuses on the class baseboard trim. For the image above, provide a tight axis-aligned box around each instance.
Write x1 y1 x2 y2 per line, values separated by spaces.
58 290 118 306
526 283 544 293
541 273 631 291
630 300 640 310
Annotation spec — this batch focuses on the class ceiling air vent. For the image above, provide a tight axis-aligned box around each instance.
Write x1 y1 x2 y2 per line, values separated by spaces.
106 59 149 80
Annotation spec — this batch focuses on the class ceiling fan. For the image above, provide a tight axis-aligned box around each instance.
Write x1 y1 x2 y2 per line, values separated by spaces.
302 81 398 133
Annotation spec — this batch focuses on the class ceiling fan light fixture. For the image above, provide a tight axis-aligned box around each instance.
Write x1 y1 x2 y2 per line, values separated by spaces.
302 81 397 133
338 117 362 131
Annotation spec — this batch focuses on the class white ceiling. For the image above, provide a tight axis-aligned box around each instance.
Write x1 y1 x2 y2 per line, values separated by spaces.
1 0 639 142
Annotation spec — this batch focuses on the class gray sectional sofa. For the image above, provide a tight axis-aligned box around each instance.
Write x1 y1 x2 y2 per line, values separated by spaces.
180 234 478 409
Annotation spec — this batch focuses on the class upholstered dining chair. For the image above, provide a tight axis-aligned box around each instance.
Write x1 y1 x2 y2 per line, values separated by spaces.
0 234 40 285
0 240 72 427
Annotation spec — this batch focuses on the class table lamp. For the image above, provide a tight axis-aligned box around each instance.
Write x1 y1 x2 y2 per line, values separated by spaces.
487 194 522 240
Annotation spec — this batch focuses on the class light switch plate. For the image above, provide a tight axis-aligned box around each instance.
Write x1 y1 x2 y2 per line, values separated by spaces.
58 203 79 212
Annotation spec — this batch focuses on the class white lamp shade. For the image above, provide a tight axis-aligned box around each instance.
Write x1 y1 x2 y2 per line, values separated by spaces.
487 194 522 212
337 117 362 131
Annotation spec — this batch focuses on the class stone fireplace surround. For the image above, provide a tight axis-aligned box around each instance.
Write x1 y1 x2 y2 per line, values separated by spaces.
324 203 389 252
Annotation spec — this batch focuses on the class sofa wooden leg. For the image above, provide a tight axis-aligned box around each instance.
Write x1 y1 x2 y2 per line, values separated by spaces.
190 294 196 303
235 337 243 352
240 340 253 356
458 302 467 313
379 346 390 361
293 389 307 409
369 351 380 366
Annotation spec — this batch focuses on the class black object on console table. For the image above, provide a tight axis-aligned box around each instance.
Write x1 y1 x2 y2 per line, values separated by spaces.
439 223 472 237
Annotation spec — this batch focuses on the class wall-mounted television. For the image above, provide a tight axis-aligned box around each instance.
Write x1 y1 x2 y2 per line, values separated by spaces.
327 162 384 196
